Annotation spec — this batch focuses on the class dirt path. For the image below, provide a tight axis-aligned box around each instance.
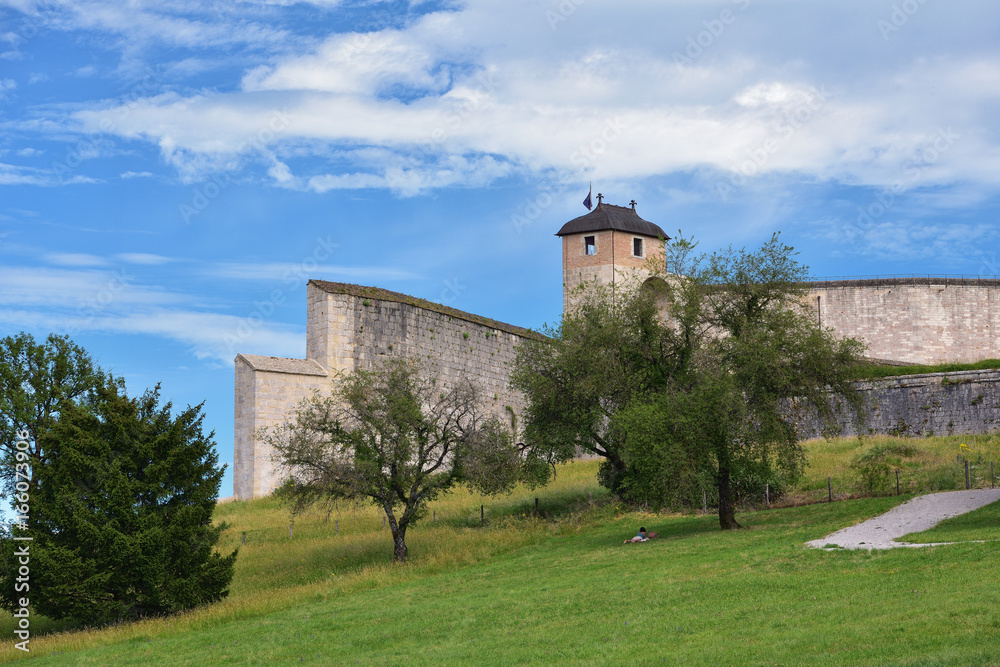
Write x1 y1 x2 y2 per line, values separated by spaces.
805 488 1000 550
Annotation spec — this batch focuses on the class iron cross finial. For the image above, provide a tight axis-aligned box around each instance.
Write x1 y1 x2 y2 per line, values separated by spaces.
596 193 604 204
629 199 637 210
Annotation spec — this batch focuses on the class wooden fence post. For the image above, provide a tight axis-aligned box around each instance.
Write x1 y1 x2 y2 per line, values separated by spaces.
992 462 995 489
896 469 900 496
828 477 833 502
765 483 770 508
433 510 436 523
965 460 970 489
383 516 386 530
535 497 539 515
241 531 246 545
289 522 293 540
335 519 339 535
481 504 484 526
702 489 707 514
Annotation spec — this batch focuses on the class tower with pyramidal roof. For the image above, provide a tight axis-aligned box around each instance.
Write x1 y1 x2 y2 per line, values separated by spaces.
555 195 670 313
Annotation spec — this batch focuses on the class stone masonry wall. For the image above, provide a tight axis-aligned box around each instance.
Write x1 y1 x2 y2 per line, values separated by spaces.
807 278 1000 365
340 290 532 421
234 356 330 500
235 281 544 500
794 369 1000 440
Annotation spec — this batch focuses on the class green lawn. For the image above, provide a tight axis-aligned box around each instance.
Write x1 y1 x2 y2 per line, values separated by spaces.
14 493 1000 666
902 499 1000 545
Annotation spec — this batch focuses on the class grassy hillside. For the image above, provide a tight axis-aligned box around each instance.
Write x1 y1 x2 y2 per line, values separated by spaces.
3 440 999 664
791 434 999 504
16 494 1000 666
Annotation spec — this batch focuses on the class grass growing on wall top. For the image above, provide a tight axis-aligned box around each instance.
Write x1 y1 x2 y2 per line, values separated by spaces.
852 358 1000 380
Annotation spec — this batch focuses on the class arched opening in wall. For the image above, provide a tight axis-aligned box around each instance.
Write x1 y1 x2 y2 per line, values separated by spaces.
641 276 672 317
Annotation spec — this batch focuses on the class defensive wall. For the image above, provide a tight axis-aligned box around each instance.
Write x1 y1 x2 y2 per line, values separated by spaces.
794 369 1000 440
805 276 1000 365
236 275 1000 500
234 280 542 500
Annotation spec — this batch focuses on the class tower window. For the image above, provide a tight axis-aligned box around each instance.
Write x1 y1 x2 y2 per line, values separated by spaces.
633 237 644 258
584 236 596 255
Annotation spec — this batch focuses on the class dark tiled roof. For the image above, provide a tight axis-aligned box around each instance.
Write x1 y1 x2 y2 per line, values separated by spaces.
309 280 548 341
555 203 668 238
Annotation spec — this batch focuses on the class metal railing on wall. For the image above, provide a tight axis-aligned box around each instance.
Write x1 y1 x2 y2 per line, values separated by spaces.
804 274 1000 288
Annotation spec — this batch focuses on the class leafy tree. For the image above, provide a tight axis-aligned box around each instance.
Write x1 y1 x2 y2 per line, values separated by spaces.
510 278 678 493
0 380 237 624
267 359 543 562
514 234 865 529
0 333 105 500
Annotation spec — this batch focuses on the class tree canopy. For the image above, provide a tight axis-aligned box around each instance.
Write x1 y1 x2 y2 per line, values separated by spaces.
267 358 546 562
0 333 236 624
0 333 105 501
513 234 866 529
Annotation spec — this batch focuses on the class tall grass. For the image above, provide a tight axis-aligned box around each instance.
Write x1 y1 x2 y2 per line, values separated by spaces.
0 460 608 662
791 433 999 504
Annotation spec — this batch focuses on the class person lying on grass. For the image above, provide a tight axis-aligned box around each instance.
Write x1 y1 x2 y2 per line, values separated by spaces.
624 527 658 544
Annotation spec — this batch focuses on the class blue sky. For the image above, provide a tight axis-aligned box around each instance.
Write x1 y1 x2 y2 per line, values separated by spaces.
2 0 999 497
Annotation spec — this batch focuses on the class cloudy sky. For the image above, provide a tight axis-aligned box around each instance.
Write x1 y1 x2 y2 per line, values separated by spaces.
2 0 999 495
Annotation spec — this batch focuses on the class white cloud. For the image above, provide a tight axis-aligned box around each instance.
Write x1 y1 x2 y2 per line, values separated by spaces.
205 261 421 282
43 252 107 267
0 264 303 364
120 170 153 179
14 1 1000 196
115 252 174 265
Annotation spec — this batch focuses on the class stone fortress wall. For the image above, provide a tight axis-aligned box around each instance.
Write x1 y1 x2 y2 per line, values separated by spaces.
806 277 1000 365
235 243 1000 499
795 369 1000 440
234 280 540 500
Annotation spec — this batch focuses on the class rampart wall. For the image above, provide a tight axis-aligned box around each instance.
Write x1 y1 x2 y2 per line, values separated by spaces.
806 277 1000 365
794 369 1000 440
234 281 541 500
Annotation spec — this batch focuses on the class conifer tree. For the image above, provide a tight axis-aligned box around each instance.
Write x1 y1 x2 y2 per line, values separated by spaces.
0 375 236 624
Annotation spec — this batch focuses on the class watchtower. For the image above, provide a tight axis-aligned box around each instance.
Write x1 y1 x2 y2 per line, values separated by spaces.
555 195 669 313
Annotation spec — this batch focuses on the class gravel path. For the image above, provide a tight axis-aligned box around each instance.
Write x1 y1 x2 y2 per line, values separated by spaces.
805 488 1000 550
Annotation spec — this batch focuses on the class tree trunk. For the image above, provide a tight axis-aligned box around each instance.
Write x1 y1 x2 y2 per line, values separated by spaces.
384 507 408 562
392 527 408 562
717 465 742 530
